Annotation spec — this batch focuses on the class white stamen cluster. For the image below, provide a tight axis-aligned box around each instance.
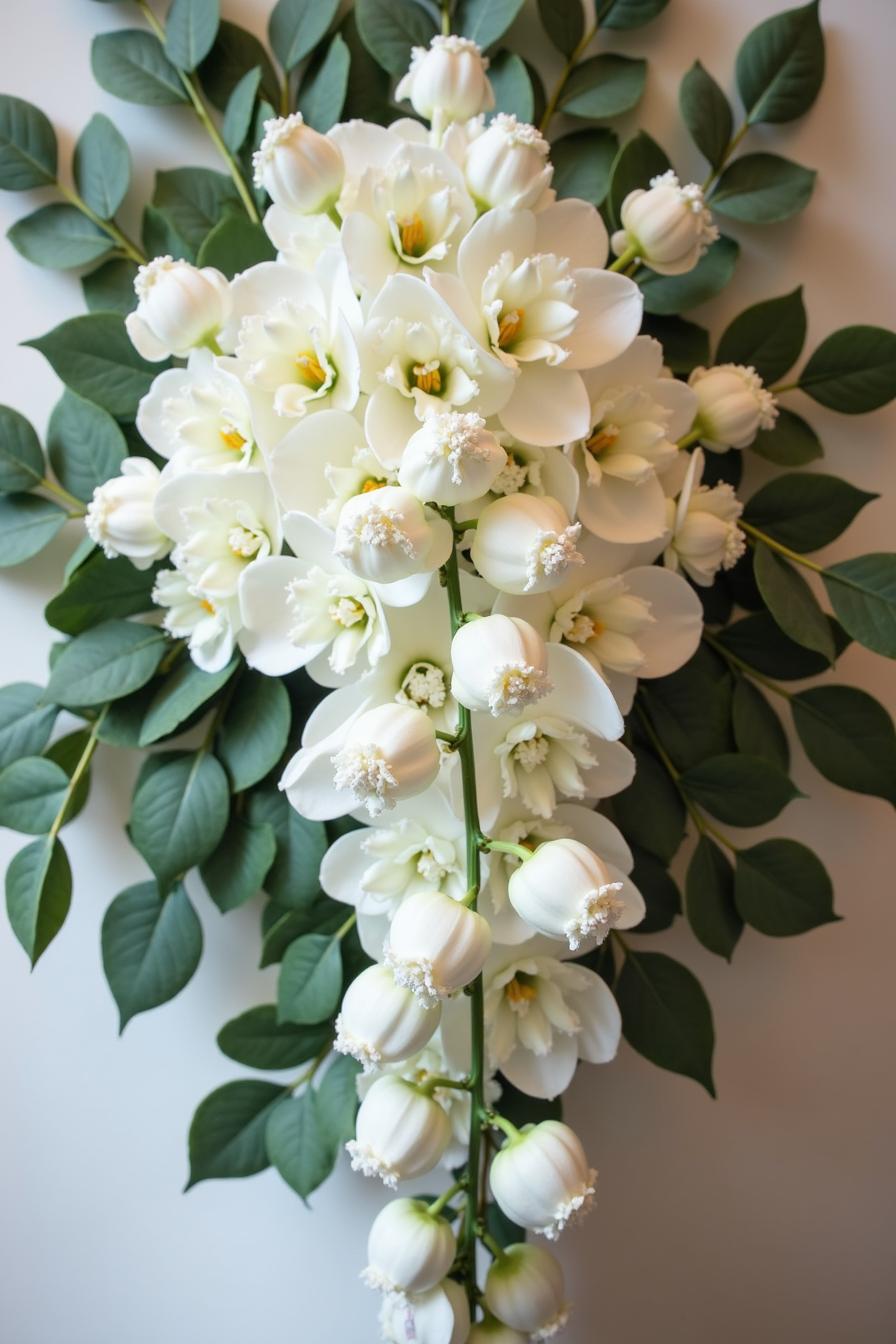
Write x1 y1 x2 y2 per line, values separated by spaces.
563 883 625 952
649 170 719 247
491 113 550 155
525 524 584 591
331 742 398 816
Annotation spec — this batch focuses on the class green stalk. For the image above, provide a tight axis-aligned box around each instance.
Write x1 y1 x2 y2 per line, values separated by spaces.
539 20 599 134
55 181 146 264
740 520 825 575
701 121 750 193
48 706 108 840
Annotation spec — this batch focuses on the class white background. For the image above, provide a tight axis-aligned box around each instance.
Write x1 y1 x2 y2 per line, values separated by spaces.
1 1 895 1340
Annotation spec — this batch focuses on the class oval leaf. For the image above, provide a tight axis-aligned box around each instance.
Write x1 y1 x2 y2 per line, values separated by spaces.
277 932 342 1025
0 756 69 834
166 0 220 72
798 325 896 414
218 1005 329 1070
0 406 44 493
46 620 168 707
217 672 291 791
679 60 732 170
616 948 715 1095
139 655 238 746
0 94 56 190
734 838 837 935
187 1079 285 1187
753 542 836 662
711 152 816 223
560 54 646 120
822 554 896 658
269 0 340 72
24 313 159 421
200 816 277 913
47 390 127 502
735 0 824 125
685 835 743 960
92 29 189 105
751 406 822 466
265 1090 335 1203
130 750 230 890
679 752 801 826
715 288 806 385
0 494 67 568
731 677 789 772
640 235 740 316
0 683 58 768
101 879 203 1030
5 835 72 966
74 113 131 219
791 685 896 807
355 0 437 77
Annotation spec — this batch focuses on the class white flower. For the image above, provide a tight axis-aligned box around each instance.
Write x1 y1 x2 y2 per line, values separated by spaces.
85 458 170 569
362 1198 456 1297
551 575 656 677
329 702 441 819
268 409 398 529
125 256 231 362
451 614 552 716
471 494 584 595
398 410 507 505
379 1279 470 1344
664 446 746 586
490 1120 595 1241
252 112 344 214
484 1243 569 1340
611 169 719 275
384 888 492 1005
508 838 628 950
334 485 454 585
464 114 553 212
136 352 257 474
689 363 779 450
152 568 237 674
395 35 494 129
335 963 441 1073
347 1075 451 1187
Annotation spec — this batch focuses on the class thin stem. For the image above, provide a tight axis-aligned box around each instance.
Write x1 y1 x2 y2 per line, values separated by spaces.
769 380 799 395
702 121 750 193
48 706 107 840
702 631 794 702
288 1042 331 1092
677 428 703 450
421 1075 472 1095
335 911 357 941
436 728 460 746
740 520 824 575
429 1178 466 1217
483 838 533 864
608 243 640 273
479 1230 506 1261
440 0 452 36
39 475 86 512
539 20 598 134
635 697 739 854
485 1110 521 1142
56 181 146 265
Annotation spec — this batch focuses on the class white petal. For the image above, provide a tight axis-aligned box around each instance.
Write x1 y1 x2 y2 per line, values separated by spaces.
458 207 536 299
340 210 397 295
280 738 350 821
552 802 633 873
563 269 643 370
534 198 609 270
281 510 339 568
319 830 370 907
500 1034 578 1100
498 363 591 447
540 445 580 518
364 385 421 467
270 409 367 515
124 313 169 362
238 555 315 675
577 469 668 545
622 564 703 678
651 375 699 441
545 643 624 741
373 570 434 608
565 971 622 1064
578 739 636 799
219 260 322 351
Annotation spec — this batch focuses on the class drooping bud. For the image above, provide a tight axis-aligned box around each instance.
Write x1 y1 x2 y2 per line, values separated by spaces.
398 411 508 505
362 1198 456 1296
451 614 552 716
85 458 171 569
346 1075 451 1187
335 963 441 1072
490 1119 596 1241
125 256 231 361
664 447 746 587
508 838 625 950
384 889 492 1006
330 702 441 818
611 170 718 276
252 113 344 214
395 35 494 126
688 363 778 450
471 494 584 595
379 1279 470 1344
484 1243 570 1340
465 114 553 212
334 485 453 585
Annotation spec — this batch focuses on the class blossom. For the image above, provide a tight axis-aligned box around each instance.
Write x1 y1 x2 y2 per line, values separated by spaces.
335 963 441 1073
362 1198 457 1296
490 1120 596 1240
136 351 257 473
267 408 398 529
125 256 231 362
85 458 170 569
398 410 508 505
252 112 344 213
384 888 492 1005
484 1243 569 1340
664 446 746 586
471 494 584 595
151 569 237 674
611 170 719 275
379 1280 470 1344
464 114 554 211
334 485 454 585
689 362 779 450
508 838 628 950
396 35 494 128
347 1075 451 1186
451 613 552 715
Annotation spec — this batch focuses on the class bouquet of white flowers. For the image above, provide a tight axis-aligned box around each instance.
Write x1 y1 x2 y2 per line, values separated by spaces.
1 0 894 1337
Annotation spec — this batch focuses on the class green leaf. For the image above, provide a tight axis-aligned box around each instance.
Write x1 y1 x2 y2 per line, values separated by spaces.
91 29 189 106
220 66 261 152
487 51 534 123
5 835 71 966
82 258 139 316
560 54 646 120
0 406 44 493
24 313 158 421
266 1090 334 1203
219 1005 329 1070
269 0 340 72
152 168 242 254
0 94 57 190
735 0 824 125
616 948 715 1095
45 553 157 636
0 494 67 568
685 835 742 960
296 33 349 132
340 13 395 125
355 0 437 77
101 879 202 1030
715 288 806 385
0 683 58 768
717 611 847 680
456 0 526 48
791 685 896 807
46 620 168 707
259 895 346 966
598 0 668 28
608 130 670 230
139 656 238 746
316 1054 360 1148
745 473 876 553
8 203 112 270
44 731 92 823
166 0 220 72
753 542 836 662
278 932 342 1025
0 757 70 834
606 744 685 863
679 61 732 170
822 554 896 658
217 672 291 790
551 128 617 208
247 786 327 909
734 839 837 935
711 152 816 223
731 677 789 772
195 214 275 276
200 817 277 913
798 325 896 414
641 647 734 770
640 235 740 316
46 390 127 502
751 405 821 466
73 113 131 219
641 314 709 375
95 679 158 748
187 1079 285 1186
199 20 281 112
679 753 801 825
628 844 680 933
538 0 584 56
142 202 193 262
130 750 230 890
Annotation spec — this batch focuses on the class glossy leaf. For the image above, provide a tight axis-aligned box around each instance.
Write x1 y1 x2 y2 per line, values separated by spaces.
685 835 742 960
598 0 668 28
717 611 847 680
277 932 342 1025
731 677 789 772
560 54 646 120
679 753 801 825
798 325 896 413
153 168 242 253
165 0 220 72
46 390 127 501
139 656 238 746
551 128 618 207
753 542 836 662
734 839 837 935
538 0 585 56
0 406 44 493
45 553 157 636
679 61 731 169
641 647 734 770
751 406 822 466
91 30 189 105
297 33 350 131
0 94 57 189
8 204 112 270
0 757 69 835
355 0 437 77
101 879 203 1030
269 0 340 71
200 817 277 913
74 113 131 218
791 685 896 806
0 495 67 568
5 835 71 966
746 473 876 554
715 288 806 384
187 1079 285 1186
616 948 715 1095
640 235 740 316
220 66 261 152
266 1090 334 1202
0 683 58 768
217 672 291 790
247 785 328 909
821 554 896 658
218 1005 329 1070
195 214 276 275
735 1 824 125
24 313 158 421
46 620 168 707
130 750 230 890
711 153 816 223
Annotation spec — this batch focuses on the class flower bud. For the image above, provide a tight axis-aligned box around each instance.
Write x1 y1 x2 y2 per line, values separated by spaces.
451 614 552 716
379 1279 470 1344
331 702 441 818
395 35 494 125
398 411 508 506
508 838 624 950
489 1119 596 1241
252 113 344 214
385 889 492 1006
465 114 553 211
347 1075 452 1187
468 1319 529 1344
689 363 779 450
664 447 746 587
125 256 231 362
611 170 718 276
471 494 584 595
362 1198 457 1296
335 963 441 1072
85 458 171 569
484 1243 569 1339
334 485 452 585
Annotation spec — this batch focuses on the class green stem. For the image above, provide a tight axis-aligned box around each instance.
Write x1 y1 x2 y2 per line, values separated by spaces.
335 911 357 941
480 1230 506 1261
421 1075 472 1095
539 20 598 134
49 706 107 840
429 1178 465 1216
608 243 640 273
702 121 750 193
702 631 793 702
740 520 824 575
485 1110 522 1142
483 838 533 864
440 0 452 35
635 697 739 854
56 181 147 264
769 380 799 395
436 728 460 746
40 475 86 512
677 428 703 450
288 1042 331 1092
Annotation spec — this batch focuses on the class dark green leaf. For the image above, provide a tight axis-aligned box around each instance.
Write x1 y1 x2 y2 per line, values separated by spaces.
199 20 281 112
791 685 896 807
152 168 242 253
269 0 340 71
0 94 57 189
685 835 742 959
220 65 261 152
340 13 395 125
46 390 127 501
217 672 291 790
46 620 168 707
316 1054 359 1143
538 0 584 56
195 214 276 276
751 406 821 466
0 494 67 568
82 259 139 316
297 33 350 132
187 1079 285 1186
266 1090 334 1202
456 0 526 48
45 553 157 636
641 315 710 375
91 29 189 105
488 51 534 123
822 554 896 658
74 113 131 218
355 0 437 77
24 313 158 421
0 406 44 492
746 473 876 553
641 646 734 770
486 1201 526 1251
101 879 202 1030
734 838 837 935
640 235 740 316
715 288 806 384
5 835 71 965
0 683 58 768
711 152 816 223
200 817 277 913
551 128 618 208
259 895 345 966
627 844 680 933
560 54 646 120
142 202 194 262
798 325 896 413
0 757 69 834
679 60 732 170
605 744 685 863
218 1005 330 1070
166 0 220 72
616 948 715 1095
130 750 230 889
96 680 159 747
139 656 238 745
735 0 824 125
248 786 327 910
680 752 800 825
717 611 847 679
278 932 342 1025
753 542 836 662
8 203 112 270
731 677 789 772
598 0 668 28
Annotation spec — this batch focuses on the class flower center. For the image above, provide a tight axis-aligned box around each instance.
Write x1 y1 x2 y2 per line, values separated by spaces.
585 424 620 456
497 307 524 348
512 733 550 771
331 743 397 816
228 525 265 559
505 973 539 1007
396 660 448 711
219 426 247 451
328 596 366 629
565 612 601 643
526 524 584 590
360 476 387 493
412 360 442 395
398 213 427 258
487 663 552 715
296 350 328 389
199 598 216 615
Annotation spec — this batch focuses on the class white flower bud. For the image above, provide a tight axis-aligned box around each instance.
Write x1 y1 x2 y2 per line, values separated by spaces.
85 458 171 569
490 1120 596 1242
484 1243 569 1340
689 363 779 450
252 113 344 214
362 1198 457 1296
398 411 507 506
335 963 441 1072
664 447 746 587
611 170 719 276
379 1279 470 1344
346 1075 452 1187
451 614 552 716
334 485 452 585
395 35 494 126
125 256 231 362
508 838 625 950
468 1319 529 1344
331 702 441 818
465 114 553 211
471 494 584 595
384 889 492 1006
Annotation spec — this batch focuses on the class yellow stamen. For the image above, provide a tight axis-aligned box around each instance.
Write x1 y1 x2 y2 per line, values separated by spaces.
505 977 538 1006
296 351 327 389
219 427 247 451
413 361 442 395
360 477 386 493
199 598 216 615
497 307 524 348
398 213 426 257
585 425 620 457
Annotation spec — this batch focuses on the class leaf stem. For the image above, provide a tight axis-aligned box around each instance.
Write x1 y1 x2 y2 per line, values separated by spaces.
429 1177 466 1216
421 1074 472 1096
740 520 824 574
479 1230 506 1261
288 1041 331 1092
539 20 599 134
635 697 739 854
702 631 793 702
40 474 88 512
769 380 799 395
701 121 750 193
608 243 640 273
55 180 147 265
335 911 357 941
484 1109 521 1142
677 429 703 450
48 705 108 840
483 838 533 864
440 0 452 36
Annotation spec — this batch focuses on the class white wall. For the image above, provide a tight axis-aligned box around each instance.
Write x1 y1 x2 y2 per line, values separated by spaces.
1 2 894 1341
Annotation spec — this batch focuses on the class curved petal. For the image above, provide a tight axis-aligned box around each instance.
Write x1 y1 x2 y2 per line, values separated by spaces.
372 569 434 608
553 802 633 873
219 261 322 351
651 375 698 441
364 385 420 467
301 681 371 747
281 510 340 568
270 410 367 515
136 365 196 458
623 564 703 678
498 363 591 447
280 737 351 821
540 445 580 518
580 334 663 398
340 210 396 295
329 120 401 179
606 860 646 929
564 970 621 1064
154 468 281 548
319 830 370 906
534 198 609 270
124 313 170 362
579 739 636 799
458 207 536 299
545 644 624 741
424 267 487 342
492 590 555 639
238 555 315 676
563 269 643 371
577 469 668 544
500 1034 578 1100
357 911 390 962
